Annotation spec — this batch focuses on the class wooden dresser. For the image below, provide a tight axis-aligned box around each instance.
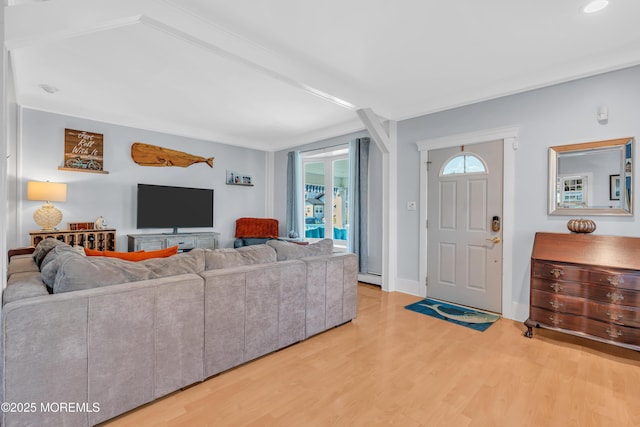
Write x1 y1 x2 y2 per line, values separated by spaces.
525 232 640 351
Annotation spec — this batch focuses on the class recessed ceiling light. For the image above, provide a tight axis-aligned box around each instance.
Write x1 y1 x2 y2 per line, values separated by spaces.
583 0 609 14
38 84 59 94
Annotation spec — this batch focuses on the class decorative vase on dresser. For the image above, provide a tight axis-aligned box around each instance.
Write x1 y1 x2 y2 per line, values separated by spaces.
525 232 640 351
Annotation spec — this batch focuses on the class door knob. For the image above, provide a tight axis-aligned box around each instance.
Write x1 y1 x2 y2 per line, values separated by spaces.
485 237 501 244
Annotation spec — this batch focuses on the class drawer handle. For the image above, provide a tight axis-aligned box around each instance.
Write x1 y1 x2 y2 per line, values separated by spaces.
607 276 624 287
606 328 623 339
606 292 624 302
549 268 564 278
549 315 562 326
606 312 624 322
549 300 563 309
550 283 563 292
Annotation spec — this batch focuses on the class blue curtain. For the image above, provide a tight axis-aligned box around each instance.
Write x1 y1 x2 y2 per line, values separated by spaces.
286 151 303 238
348 138 370 273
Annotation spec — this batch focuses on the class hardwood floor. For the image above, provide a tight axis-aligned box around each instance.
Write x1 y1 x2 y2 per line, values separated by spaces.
103 283 640 427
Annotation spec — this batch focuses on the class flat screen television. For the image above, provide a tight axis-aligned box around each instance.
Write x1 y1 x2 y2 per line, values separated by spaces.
136 184 214 233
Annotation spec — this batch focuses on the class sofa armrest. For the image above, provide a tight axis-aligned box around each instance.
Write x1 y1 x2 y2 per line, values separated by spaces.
7 247 35 262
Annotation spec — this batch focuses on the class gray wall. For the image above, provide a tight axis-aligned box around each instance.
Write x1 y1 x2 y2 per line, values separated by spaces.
273 130 384 276
271 65 640 315
17 109 268 250
398 65 640 310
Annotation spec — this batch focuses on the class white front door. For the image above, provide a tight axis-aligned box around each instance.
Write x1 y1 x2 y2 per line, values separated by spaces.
427 140 503 313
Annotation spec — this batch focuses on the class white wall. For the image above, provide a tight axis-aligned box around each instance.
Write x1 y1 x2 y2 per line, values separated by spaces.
398 65 640 318
17 109 268 250
1 1 7 289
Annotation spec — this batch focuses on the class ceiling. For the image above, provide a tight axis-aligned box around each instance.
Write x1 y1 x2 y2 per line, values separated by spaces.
6 0 640 152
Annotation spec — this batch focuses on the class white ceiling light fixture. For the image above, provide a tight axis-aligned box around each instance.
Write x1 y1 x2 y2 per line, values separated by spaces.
583 0 609 14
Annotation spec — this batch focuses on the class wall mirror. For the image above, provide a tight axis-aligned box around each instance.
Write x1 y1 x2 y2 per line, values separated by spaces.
549 137 633 216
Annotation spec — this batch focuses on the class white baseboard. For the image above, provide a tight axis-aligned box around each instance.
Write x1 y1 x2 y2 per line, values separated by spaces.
357 273 382 285
509 302 529 322
395 278 426 297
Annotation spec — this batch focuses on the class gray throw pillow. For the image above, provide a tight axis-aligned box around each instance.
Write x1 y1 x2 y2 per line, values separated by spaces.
205 244 277 270
32 238 68 268
49 248 205 294
40 245 80 273
266 239 333 261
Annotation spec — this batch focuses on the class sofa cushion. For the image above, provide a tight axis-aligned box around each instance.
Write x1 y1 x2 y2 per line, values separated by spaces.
3 272 50 304
266 239 333 261
7 255 40 277
32 237 68 268
205 244 277 270
42 248 206 293
84 245 179 261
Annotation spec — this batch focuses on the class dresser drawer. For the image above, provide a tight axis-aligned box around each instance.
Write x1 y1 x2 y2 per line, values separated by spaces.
531 289 640 328
530 306 588 331
531 278 640 306
532 261 640 291
531 307 640 346
584 318 640 346
165 236 196 250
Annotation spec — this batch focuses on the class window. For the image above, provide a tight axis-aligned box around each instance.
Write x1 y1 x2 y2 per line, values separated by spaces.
302 146 349 248
558 175 588 207
442 154 486 175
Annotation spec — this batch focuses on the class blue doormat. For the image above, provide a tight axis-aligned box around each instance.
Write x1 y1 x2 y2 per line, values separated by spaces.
405 298 500 332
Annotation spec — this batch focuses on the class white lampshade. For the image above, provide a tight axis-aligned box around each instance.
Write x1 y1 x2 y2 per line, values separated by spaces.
27 181 67 230
27 181 67 202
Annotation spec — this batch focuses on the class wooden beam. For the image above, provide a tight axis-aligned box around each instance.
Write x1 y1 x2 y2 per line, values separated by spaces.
5 0 387 115
357 108 390 154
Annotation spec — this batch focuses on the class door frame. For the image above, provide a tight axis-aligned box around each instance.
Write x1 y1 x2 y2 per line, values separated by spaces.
416 126 519 319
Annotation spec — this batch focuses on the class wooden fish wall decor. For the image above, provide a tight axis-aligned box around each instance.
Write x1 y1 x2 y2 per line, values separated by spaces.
131 142 214 168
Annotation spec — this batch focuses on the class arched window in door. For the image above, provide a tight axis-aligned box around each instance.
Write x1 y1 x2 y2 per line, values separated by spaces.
441 154 487 176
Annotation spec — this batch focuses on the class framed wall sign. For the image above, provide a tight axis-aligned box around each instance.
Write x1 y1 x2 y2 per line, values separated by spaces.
58 128 109 174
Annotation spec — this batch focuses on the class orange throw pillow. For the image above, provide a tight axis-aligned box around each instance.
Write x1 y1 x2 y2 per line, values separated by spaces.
84 246 179 261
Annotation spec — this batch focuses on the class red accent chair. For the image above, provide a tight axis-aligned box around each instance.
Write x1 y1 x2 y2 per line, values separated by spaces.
234 217 279 247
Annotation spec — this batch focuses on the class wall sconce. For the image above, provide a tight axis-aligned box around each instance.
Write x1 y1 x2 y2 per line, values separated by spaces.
27 181 67 230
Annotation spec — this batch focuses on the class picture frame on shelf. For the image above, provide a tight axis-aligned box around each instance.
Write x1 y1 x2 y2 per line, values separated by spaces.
226 170 253 186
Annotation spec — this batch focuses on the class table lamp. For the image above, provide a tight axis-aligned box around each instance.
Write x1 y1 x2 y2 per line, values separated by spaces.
27 181 67 230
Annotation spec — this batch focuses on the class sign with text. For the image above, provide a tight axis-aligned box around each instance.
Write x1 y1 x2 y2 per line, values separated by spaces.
63 128 104 171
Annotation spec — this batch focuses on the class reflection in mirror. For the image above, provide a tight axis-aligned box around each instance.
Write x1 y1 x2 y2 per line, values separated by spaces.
548 137 633 216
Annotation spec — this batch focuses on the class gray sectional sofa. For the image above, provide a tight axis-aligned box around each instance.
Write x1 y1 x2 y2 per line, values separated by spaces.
1 238 357 426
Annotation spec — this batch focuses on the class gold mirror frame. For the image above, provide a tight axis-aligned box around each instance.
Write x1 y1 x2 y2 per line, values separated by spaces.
548 137 633 216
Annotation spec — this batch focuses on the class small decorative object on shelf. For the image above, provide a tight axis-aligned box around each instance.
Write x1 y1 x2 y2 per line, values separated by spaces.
68 221 95 231
567 218 596 233
94 216 106 229
226 170 253 186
